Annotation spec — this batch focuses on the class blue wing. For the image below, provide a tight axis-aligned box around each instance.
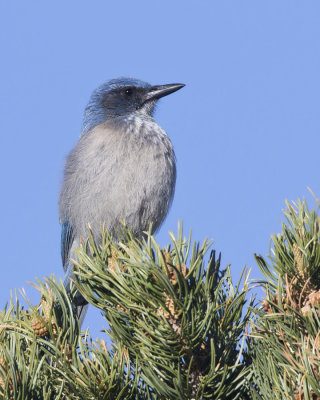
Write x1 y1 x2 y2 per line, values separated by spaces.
61 221 74 271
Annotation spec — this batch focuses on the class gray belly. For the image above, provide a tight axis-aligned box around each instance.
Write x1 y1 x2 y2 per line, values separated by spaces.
59 121 176 240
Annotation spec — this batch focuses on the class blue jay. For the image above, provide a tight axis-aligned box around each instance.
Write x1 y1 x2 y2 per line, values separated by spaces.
59 77 184 323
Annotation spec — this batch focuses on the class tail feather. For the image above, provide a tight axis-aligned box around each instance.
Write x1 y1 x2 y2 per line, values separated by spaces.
77 304 89 326
63 261 89 326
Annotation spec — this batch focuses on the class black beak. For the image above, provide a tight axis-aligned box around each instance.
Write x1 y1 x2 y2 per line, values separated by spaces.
145 83 185 101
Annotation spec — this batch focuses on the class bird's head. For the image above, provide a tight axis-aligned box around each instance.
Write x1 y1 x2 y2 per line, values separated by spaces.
82 78 185 132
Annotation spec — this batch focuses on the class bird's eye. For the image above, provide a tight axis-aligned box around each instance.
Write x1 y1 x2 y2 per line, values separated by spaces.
124 88 133 96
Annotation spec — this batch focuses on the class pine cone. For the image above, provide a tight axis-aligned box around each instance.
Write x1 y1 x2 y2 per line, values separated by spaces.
300 290 320 317
158 295 177 320
0 356 19 392
162 250 172 265
62 344 73 363
0 356 6 390
308 291 320 307
108 248 119 272
261 299 270 312
313 336 320 351
294 390 320 399
293 242 304 276
32 316 56 337
165 296 179 319
301 303 312 316
162 250 188 285
262 293 288 314
40 287 54 319
108 248 127 273
167 264 188 285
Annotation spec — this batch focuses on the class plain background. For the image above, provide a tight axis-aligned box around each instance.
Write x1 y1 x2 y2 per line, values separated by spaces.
0 1 320 339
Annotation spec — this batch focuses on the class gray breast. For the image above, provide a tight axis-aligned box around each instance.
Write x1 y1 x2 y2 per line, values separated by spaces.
59 116 176 240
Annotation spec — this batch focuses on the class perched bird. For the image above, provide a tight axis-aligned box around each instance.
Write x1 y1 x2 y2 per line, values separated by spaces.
59 77 184 323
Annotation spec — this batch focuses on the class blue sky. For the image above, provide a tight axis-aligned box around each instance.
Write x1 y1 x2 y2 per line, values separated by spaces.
0 2 320 338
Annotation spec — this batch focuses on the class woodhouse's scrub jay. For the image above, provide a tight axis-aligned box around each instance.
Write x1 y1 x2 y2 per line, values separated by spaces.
59 78 184 323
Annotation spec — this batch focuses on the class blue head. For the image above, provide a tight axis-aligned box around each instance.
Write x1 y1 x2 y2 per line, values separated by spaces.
82 77 185 133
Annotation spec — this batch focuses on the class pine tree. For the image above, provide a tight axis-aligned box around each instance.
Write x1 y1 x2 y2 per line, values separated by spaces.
0 224 252 399
248 199 320 399
4 199 319 399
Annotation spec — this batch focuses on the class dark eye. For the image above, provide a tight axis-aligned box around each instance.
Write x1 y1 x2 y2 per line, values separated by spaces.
124 87 133 96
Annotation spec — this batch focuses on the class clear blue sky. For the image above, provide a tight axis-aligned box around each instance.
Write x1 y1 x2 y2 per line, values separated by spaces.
1 2 320 338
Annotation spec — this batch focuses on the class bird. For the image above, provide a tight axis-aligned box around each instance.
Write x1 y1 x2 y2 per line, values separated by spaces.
59 77 185 324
